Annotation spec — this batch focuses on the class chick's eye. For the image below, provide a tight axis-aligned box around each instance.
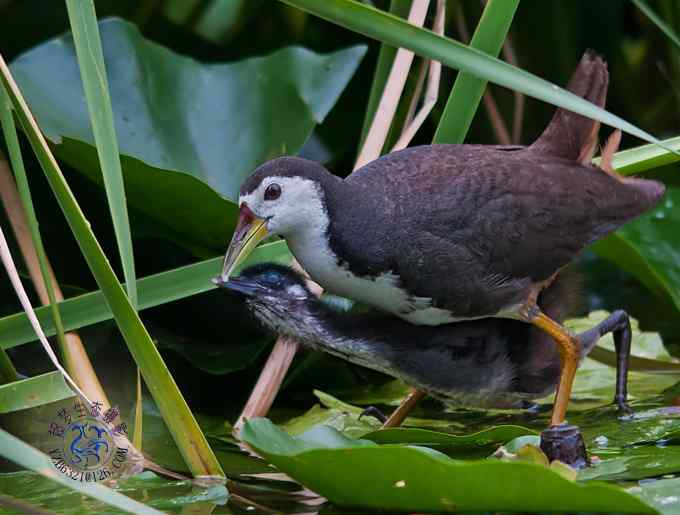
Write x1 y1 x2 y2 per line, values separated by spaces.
263 271 282 285
264 183 281 201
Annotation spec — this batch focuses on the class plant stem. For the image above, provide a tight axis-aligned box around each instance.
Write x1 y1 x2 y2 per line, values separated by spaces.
0 54 224 478
65 0 143 447
0 349 18 384
355 0 429 169
358 0 412 149
0 153 110 405
277 0 666 149
433 0 519 143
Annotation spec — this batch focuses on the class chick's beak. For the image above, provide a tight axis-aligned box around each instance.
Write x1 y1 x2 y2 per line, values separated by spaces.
214 276 264 297
220 203 269 279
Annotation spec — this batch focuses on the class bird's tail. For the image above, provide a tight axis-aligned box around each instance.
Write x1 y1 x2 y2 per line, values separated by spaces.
530 50 608 164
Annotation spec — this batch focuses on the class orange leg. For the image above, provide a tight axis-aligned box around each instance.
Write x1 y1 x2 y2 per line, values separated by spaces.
381 388 426 428
531 311 580 426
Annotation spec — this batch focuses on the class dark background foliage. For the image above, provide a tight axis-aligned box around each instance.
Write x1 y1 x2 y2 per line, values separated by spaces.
1 0 678 419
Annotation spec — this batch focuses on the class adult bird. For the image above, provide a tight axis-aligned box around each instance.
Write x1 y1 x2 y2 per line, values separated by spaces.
220 52 663 430
216 263 632 467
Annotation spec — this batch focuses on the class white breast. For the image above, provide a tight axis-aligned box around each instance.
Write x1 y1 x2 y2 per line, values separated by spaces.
287 230 458 326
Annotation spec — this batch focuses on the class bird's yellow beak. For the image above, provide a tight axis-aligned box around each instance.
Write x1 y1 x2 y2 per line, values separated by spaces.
220 203 269 279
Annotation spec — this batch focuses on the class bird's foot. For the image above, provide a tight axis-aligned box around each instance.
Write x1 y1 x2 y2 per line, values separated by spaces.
540 424 589 470
358 406 388 424
519 400 542 414
615 396 634 417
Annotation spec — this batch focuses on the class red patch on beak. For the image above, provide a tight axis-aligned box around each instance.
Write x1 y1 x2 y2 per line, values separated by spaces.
233 202 256 243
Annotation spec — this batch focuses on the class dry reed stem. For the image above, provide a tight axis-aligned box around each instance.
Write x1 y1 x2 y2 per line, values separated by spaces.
0 153 111 409
354 0 430 169
392 0 445 151
455 2 512 145
403 58 428 128
501 36 524 143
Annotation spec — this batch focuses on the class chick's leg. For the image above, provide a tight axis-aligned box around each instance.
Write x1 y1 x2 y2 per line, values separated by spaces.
577 309 632 412
382 388 426 428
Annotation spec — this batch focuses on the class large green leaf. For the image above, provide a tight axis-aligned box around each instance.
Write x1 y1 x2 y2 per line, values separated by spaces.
138 397 272 476
633 477 680 515
10 18 366 250
580 446 680 482
590 137 680 314
363 425 536 447
593 188 680 312
241 418 656 513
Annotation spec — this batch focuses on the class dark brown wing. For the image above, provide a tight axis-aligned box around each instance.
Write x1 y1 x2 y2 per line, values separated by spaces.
341 145 663 317
334 51 663 318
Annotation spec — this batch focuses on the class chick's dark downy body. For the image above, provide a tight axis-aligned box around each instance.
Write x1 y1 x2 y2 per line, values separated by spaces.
221 264 631 410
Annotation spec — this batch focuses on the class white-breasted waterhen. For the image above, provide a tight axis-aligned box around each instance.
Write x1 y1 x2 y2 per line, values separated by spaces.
215 263 633 468
219 52 663 433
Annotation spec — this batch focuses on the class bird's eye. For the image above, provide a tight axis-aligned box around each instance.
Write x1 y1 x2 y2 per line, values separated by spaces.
264 183 281 201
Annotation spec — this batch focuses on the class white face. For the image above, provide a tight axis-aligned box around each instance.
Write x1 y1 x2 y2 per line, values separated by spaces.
239 175 328 237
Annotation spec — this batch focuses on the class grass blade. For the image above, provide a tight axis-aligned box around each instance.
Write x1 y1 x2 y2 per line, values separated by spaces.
593 135 680 175
1 83 111 406
279 0 669 150
0 54 223 478
65 0 137 309
0 241 289 351
0 350 18 384
358 0 412 148
0 219 91 403
65 0 143 449
0 371 74 413
433 0 519 144
0 429 163 515
632 0 680 51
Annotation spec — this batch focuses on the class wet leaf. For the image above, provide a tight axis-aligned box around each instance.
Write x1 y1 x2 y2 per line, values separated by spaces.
329 378 410 406
10 18 366 250
241 418 657 513
140 398 271 477
314 390 465 430
500 434 542 454
281 403 379 439
631 478 680 515
550 460 578 481
364 425 536 449
581 446 680 482
593 189 680 313
0 429 165 514
0 470 227 514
